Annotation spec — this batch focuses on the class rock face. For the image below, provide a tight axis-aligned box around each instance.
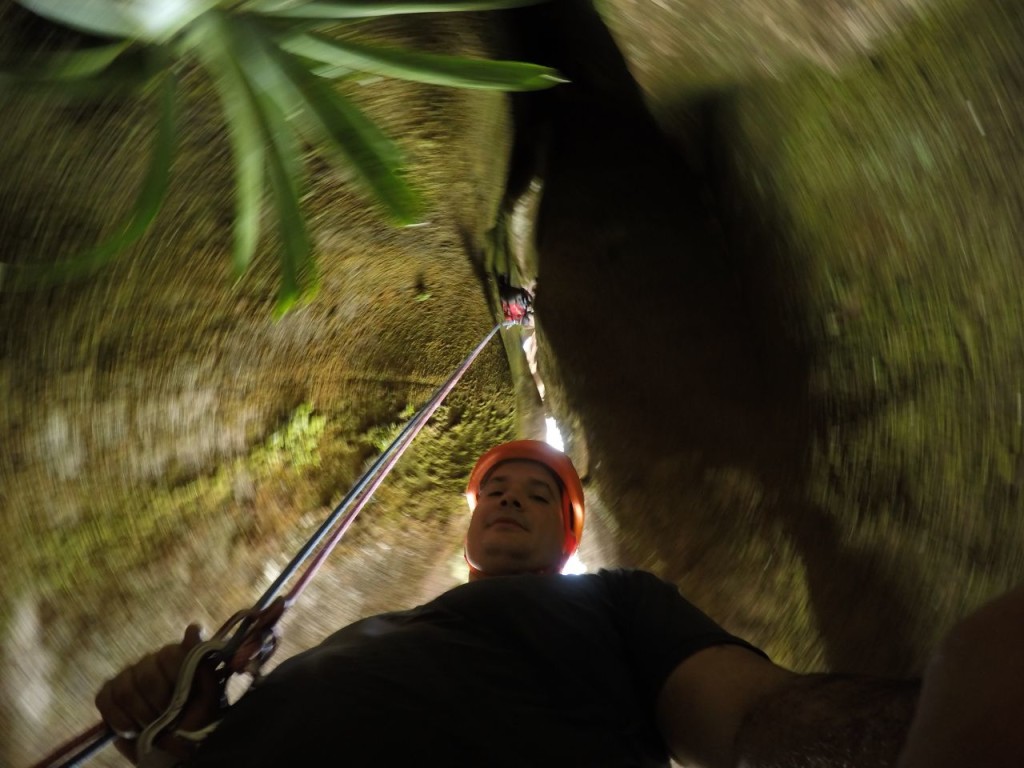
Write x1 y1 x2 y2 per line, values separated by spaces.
599 0 936 95
526 0 1024 675
0 8 517 764
3 0 1024 764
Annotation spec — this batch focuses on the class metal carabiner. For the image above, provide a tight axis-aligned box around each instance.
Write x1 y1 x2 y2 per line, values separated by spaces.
135 635 230 761
135 598 286 763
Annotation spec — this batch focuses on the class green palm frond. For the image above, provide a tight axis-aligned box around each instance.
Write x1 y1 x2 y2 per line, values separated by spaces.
269 41 420 224
226 17 317 312
0 46 159 96
2 0 564 313
251 0 545 20
194 16 266 276
283 34 566 90
16 0 138 38
22 41 131 79
19 0 222 41
259 87 314 317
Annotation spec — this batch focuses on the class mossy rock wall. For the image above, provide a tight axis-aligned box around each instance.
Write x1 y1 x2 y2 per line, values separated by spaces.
0 10 517 764
4 0 1024 763
524 0 1024 674
715 0 1024 666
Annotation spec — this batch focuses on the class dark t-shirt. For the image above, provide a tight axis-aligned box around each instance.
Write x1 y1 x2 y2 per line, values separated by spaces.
188 569 762 767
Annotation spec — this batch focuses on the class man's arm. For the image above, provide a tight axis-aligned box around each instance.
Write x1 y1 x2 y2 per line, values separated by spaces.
656 644 794 768
732 670 919 767
659 584 1024 768
897 584 1024 768
656 644 919 768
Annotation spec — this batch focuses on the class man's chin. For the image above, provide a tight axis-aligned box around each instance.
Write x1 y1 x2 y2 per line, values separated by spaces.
468 548 534 575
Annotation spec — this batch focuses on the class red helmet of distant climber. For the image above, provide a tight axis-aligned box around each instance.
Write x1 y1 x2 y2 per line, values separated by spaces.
466 440 586 564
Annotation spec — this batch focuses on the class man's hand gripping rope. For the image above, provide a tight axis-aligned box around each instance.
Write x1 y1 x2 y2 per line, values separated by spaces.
95 598 286 766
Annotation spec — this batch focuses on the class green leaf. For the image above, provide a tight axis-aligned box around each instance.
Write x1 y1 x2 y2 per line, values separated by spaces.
309 63 355 80
0 47 159 95
231 17 416 224
271 45 419 224
18 0 223 42
267 139 310 315
282 34 565 91
0 68 177 290
19 41 130 80
226 21 314 313
16 0 137 38
127 0 222 42
194 13 266 275
254 0 546 21
262 104 312 316
225 21 306 154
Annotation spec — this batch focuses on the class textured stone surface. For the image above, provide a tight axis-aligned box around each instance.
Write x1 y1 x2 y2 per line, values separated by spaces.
4 0 1024 764
0 9 517 764
599 0 936 93
527 0 1024 676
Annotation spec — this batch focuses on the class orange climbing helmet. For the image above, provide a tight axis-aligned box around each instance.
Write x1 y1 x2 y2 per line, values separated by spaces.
466 439 586 560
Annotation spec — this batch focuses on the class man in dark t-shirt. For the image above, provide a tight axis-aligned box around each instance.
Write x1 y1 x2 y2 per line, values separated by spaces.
187 569 763 766
97 440 1021 767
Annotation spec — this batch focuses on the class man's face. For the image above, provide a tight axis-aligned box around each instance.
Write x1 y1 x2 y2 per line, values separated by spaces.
465 459 565 577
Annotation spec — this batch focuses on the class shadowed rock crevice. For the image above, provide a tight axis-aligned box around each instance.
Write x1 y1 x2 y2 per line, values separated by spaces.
510 0 1004 674
701 92 931 674
519 0 828 655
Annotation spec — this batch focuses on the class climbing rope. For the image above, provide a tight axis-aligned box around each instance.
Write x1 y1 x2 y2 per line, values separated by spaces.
32 322 508 768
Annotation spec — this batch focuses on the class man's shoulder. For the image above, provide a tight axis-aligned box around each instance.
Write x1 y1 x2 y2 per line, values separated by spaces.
592 566 661 579
589 567 674 589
